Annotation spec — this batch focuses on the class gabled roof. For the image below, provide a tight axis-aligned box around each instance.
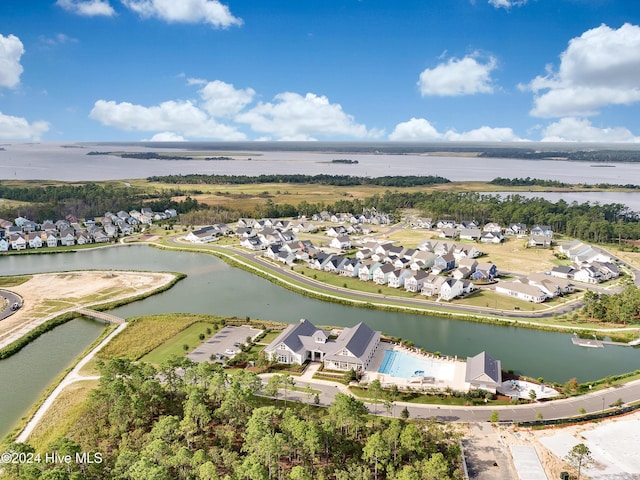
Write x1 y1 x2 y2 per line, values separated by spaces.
465 351 502 387
265 319 321 354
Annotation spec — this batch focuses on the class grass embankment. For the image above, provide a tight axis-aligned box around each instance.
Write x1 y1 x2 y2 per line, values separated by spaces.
1 324 116 447
0 275 31 287
348 386 512 407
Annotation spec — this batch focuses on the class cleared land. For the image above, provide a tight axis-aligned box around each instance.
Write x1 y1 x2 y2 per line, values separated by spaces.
0 271 176 348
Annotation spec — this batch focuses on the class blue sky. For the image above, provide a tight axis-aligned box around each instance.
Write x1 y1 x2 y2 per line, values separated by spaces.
1 0 640 142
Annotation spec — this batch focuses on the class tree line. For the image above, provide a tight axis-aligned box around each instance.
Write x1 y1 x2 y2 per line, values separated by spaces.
479 149 640 162
0 183 202 223
146 174 451 187
2 358 463 479
582 285 640 324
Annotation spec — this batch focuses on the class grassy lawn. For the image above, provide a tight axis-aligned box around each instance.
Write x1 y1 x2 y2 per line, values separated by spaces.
257 330 283 345
0 275 31 287
451 290 549 312
96 313 226 361
142 322 220 364
27 380 99 452
348 386 513 406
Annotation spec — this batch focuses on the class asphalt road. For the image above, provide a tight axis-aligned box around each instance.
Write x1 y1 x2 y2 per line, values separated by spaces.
0 289 22 321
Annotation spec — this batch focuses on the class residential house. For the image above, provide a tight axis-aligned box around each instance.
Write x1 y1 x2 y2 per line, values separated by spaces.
387 268 413 288
26 232 43 249
9 234 26 250
531 225 553 238
592 261 619 280
358 260 381 281
453 245 482 260
409 251 436 271
44 232 59 247
339 258 361 277
264 244 282 260
465 351 502 394
459 228 482 241
439 227 459 239
240 237 265 250
0 238 8 252
373 263 396 285
439 278 464 300
505 223 527 236
59 229 76 246
436 220 456 229
404 270 429 292
185 226 218 243
573 266 601 284
432 254 456 274
326 225 348 237
356 248 372 260
472 262 498 281
330 235 352 250
549 265 575 279
495 281 546 303
526 273 574 296
420 274 446 297
323 256 348 273
480 231 504 244
483 222 503 233
528 235 552 248
309 253 333 270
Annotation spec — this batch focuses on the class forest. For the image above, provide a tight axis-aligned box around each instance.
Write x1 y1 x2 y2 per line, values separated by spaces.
479 149 640 162
0 183 200 223
1 358 463 480
582 285 640 324
146 174 451 187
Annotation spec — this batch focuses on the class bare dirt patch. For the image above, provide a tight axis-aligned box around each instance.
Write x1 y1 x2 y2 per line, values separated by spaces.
0 271 176 347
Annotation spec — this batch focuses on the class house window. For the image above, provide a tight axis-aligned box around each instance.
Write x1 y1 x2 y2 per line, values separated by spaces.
279 344 287 350
277 355 288 363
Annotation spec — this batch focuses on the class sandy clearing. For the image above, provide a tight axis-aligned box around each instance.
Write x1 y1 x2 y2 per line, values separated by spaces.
0 270 176 349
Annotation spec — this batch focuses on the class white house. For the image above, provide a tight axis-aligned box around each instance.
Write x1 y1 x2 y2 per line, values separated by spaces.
373 263 395 285
495 281 546 303
330 235 351 250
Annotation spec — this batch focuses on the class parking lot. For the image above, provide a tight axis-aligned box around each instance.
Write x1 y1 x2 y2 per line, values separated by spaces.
187 325 263 363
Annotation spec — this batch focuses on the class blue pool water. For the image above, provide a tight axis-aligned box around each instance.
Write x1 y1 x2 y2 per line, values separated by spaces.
378 350 455 380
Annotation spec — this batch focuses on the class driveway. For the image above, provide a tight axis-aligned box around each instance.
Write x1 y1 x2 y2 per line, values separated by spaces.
0 289 22 321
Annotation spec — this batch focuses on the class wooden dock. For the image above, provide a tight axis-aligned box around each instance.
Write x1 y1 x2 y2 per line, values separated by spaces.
76 308 125 325
571 337 604 348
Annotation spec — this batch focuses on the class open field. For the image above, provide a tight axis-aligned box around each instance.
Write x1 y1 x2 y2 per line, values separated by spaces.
26 379 98 452
141 321 221 364
95 313 227 362
0 271 177 349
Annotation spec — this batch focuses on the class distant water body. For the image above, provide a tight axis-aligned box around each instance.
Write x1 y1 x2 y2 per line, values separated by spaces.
3 142 640 187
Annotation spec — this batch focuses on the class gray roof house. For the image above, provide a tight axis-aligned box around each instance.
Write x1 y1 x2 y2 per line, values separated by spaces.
264 319 381 372
465 351 502 393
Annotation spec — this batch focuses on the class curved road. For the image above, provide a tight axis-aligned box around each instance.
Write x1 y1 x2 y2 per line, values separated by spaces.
0 289 22 321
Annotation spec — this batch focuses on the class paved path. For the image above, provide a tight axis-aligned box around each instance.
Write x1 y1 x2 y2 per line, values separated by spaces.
16 322 127 443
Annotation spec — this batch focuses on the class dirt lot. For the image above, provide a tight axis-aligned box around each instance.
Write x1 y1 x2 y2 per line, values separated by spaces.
0 271 176 348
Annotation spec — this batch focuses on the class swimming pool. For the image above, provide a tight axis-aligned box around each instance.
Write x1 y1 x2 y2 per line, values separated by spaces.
378 350 455 380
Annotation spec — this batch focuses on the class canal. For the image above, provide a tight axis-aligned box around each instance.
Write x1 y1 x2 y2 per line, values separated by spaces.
1 244 638 437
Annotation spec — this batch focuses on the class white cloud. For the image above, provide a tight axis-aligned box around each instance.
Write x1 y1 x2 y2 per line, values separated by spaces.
418 53 497 96
38 33 78 48
0 112 50 141
389 118 442 141
195 80 255 117
236 92 379 140
541 117 640 142
146 132 186 141
121 0 242 28
527 23 640 117
0 34 25 89
389 117 525 141
56 0 116 16
488 0 527 9
89 99 246 139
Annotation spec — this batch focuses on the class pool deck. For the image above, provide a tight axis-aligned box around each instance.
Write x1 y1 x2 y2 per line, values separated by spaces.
363 341 469 392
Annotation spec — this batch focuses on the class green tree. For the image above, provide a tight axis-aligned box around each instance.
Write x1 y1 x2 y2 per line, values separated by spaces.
565 443 594 480
369 379 383 414
362 431 390 480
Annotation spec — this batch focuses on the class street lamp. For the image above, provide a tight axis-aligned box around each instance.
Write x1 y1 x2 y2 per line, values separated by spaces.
602 396 605 414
